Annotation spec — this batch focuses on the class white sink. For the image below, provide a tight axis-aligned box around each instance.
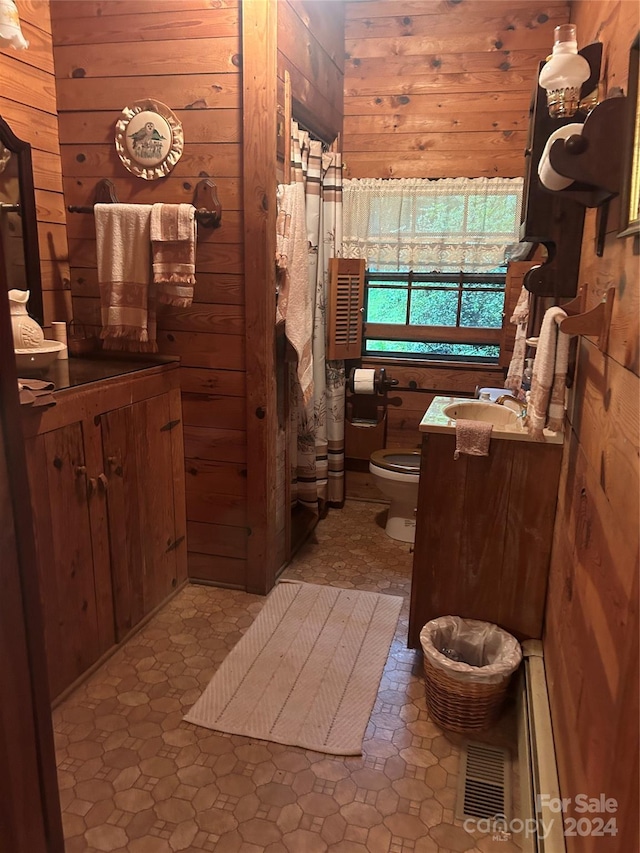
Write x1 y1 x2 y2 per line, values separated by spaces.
443 400 519 428
15 341 66 372
420 396 562 444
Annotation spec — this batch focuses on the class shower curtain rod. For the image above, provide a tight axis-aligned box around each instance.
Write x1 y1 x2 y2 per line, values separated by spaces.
292 116 336 150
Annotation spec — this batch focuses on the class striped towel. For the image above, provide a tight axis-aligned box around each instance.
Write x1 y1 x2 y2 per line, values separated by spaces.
151 203 197 307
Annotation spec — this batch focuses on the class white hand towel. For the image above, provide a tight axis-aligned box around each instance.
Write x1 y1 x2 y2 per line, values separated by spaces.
150 203 197 307
504 285 530 395
453 419 493 459
95 203 157 352
275 183 313 405
525 306 569 440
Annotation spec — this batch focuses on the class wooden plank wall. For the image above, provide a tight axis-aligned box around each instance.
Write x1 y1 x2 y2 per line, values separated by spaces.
1 0 70 326
277 0 345 145
542 3 639 851
242 0 278 594
50 0 249 588
343 0 570 178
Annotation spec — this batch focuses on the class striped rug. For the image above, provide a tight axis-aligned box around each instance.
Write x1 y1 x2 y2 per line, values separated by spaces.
184 580 402 755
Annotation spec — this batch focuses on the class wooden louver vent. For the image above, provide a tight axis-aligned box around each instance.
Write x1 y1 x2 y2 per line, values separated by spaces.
327 258 366 360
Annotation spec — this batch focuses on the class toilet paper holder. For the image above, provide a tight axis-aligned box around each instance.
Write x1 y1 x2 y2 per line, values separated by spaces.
346 368 398 461
348 367 399 396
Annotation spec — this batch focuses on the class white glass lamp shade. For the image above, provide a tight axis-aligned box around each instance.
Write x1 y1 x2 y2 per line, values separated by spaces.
0 0 28 50
538 24 590 118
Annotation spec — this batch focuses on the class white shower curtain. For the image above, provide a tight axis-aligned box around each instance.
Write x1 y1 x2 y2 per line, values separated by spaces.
286 121 345 509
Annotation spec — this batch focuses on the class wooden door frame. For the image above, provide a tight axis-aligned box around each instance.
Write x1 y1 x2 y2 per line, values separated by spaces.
0 248 64 850
242 0 279 594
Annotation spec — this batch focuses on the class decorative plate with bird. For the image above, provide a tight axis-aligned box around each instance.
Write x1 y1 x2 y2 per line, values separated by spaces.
115 99 184 180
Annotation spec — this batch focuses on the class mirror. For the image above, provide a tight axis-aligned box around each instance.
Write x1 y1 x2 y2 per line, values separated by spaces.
0 115 43 325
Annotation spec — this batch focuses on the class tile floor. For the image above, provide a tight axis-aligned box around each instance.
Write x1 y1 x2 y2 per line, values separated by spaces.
53 500 521 853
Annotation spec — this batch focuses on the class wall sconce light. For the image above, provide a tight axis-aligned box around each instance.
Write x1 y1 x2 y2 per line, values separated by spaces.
538 24 590 118
0 0 29 50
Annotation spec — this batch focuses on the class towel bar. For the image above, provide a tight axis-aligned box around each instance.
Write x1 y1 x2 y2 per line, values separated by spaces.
67 178 222 228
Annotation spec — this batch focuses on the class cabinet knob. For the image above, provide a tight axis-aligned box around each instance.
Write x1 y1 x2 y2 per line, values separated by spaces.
98 473 109 492
107 456 117 467
75 465 87 477
87 478 97 496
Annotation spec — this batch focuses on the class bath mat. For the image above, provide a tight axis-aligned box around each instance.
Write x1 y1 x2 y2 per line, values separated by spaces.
184 580 402 755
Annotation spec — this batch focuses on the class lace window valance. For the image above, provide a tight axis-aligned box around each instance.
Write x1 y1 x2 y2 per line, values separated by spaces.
343 177 523 273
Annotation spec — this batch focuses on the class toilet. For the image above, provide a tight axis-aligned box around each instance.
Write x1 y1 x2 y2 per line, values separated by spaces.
369 449 421 543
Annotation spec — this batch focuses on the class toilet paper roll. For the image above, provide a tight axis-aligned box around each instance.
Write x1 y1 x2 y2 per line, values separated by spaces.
538 123 583 191
50 321 68 359
352 368 376 395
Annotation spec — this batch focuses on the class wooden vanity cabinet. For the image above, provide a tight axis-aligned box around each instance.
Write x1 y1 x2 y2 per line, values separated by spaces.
23 364 187 699
409 432 562 649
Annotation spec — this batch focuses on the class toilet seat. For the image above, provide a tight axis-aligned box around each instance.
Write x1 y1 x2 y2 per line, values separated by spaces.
370 449 420 478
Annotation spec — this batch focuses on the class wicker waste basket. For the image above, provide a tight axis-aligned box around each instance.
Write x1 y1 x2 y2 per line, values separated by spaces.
420 616 522 733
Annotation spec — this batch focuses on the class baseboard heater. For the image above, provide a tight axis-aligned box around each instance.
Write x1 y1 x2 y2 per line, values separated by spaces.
518 640 567 853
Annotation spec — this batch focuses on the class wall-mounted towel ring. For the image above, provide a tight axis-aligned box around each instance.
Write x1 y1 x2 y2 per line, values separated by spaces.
67 178 222 229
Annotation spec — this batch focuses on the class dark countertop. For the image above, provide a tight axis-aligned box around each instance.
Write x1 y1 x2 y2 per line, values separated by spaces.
17 354 179 392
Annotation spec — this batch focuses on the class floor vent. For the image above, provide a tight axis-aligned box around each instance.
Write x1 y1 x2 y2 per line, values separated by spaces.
456 741 511 822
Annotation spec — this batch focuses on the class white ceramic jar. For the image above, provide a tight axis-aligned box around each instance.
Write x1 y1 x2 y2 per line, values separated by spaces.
9 289 44 348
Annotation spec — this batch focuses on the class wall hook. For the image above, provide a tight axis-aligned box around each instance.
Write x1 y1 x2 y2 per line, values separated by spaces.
560 287 615 350
192 179 222 229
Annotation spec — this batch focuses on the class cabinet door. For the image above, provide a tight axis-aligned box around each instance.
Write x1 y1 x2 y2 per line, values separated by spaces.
102 392 186 640
26 422 105 698
409 433 561 647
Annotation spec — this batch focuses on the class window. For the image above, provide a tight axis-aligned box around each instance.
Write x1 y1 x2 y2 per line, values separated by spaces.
364 270 505 362
343 177 523 363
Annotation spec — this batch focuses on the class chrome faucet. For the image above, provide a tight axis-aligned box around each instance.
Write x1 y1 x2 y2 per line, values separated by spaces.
495 394 527 417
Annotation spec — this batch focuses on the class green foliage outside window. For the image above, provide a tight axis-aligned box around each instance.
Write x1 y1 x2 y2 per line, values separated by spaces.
364 271 505 362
